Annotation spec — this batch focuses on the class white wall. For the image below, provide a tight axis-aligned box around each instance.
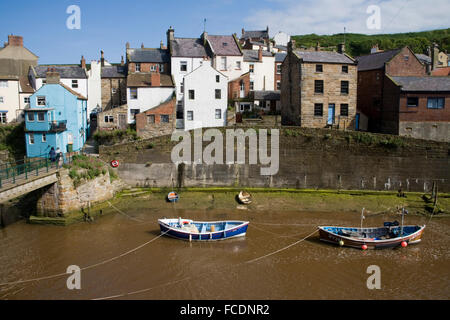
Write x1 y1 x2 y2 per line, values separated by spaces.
242 56 275 91
0 80 20 123
183 63 228 131
87 61 102 115
35 78 88 99
127 86 175 124
214 55 244 82
171 57 207 99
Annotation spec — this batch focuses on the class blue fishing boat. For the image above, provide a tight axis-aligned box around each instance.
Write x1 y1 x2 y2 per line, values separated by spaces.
158 218 249 241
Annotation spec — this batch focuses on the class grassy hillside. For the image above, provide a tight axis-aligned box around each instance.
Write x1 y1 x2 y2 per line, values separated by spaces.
291 28 450 57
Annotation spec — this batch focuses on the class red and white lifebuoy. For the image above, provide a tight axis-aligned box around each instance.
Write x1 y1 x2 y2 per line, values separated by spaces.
111 160 119 168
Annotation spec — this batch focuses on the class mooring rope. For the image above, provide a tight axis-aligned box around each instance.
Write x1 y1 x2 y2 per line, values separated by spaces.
0 230 168 287
90 228 319 300
107 201 143 222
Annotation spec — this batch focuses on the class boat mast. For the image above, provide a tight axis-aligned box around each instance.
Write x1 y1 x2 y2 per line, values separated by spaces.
401 207 405 236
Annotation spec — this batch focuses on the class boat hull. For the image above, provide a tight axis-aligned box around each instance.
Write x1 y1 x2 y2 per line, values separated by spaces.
318 225 426 249
159 219 249 241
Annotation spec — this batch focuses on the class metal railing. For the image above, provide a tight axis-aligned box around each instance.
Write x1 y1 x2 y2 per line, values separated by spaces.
0 154 72 189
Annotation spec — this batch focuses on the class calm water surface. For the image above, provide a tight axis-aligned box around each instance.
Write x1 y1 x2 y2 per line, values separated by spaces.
0 203 449 300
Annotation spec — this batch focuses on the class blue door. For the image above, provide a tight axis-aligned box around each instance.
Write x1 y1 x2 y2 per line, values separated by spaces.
327 104 335 125
355 113 360 131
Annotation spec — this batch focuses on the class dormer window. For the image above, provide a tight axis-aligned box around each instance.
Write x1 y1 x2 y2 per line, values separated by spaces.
37 96 46 106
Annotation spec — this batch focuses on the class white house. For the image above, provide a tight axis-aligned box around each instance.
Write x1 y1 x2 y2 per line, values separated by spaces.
183 63 228 131
126 72 175 124
206 34 244 82
29 62 88 102
242 48 275 92
87 60 103 115
0 76 20 123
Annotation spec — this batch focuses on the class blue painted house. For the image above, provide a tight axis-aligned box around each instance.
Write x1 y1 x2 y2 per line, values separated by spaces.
24 71 88 158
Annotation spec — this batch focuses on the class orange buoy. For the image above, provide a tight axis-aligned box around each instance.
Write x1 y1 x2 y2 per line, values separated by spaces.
401 241 408 248
362 244 368 250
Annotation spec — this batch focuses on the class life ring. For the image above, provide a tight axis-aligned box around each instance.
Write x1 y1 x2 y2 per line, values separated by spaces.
167 192 179 202
111 160 119 168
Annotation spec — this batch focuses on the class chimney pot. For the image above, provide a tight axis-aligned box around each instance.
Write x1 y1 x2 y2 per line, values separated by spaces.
258 46 263 62
46 71 60 84
126 42 130 49
81 56 86 69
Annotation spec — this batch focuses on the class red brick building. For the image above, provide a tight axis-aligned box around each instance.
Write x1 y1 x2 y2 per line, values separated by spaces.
382 76 450 142
228 72 252 112
135 97 176 139
356 47 426 131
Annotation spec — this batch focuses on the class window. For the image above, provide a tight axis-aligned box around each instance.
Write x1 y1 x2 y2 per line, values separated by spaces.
0 112 6 123
42 133 47 142
187 111 193 121
24 97 30 104
216 75 220 83
342 66 348 73
250 81 254 91
0 80 8 88
427 97 445 109
249 64 254 73
130 88 138 99
37 112 45 122
189 90 195 100
407 97 419 107
161 115 169 123
314 103 323 116
215 89 221 99
341 81 349 95
277 64 282 74
316 64 323 72
180 61 187 72
72 80 78 88
29 133 34 145
236 61 241 70
215 109 222 119
0 97 3 103
135 63 141 72
28 113 35 122
276 80 281 90
150 65 157 72
240 81 245 91
104 115 114 123
42 80 46 85
37 96 46 106
147 115 155 124
314 80 324 94
340 104 349 116
404 55 409 61
221 57 227 70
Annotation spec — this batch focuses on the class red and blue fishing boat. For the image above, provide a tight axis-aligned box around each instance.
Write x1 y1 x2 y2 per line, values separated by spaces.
158 218 249 241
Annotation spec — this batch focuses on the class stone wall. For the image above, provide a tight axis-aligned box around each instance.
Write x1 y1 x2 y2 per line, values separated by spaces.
101 78 127 110
135 98 176 139
36 169 122 217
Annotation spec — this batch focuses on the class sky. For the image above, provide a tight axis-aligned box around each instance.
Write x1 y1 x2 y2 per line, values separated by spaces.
0 0 448 64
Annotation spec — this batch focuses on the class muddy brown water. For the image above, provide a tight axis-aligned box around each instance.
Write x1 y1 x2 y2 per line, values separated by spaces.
0 203 449 300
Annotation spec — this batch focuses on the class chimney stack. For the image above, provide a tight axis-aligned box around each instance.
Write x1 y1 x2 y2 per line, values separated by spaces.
258 46 263 62
432 43 439 71
202 31 208 46
126 42 130 50
121 56 124 66
242 28 245 37
151 72 160 87
288 40 296 53
337 43 345 54
81 56 86 69
100 50 105 67
46 68 60 84
7 35 23 47
160 40 167 50
167 26 175 51
315 42 320 51
141 43 145 49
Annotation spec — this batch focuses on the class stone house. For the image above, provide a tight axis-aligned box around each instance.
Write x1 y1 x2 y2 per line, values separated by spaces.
281 41 357 130
356 46 427 132
97 104 128 131
135 98 176 139
382 75 450 142
101 64 127 111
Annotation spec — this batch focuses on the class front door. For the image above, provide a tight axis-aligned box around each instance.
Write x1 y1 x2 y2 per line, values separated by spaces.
355 113 360 131
328 104 335 125
119 114 127 129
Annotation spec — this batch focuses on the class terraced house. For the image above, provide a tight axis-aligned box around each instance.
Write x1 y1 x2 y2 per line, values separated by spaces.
281 41 357 130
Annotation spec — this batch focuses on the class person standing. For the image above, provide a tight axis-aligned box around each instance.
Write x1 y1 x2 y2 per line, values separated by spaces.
49 147 56 162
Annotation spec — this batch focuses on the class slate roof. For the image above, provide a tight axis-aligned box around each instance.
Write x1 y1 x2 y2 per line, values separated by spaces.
242 49 273 62
19 76 34 93
127 48 170 63
170 38 208 57
33 65 87 79
101 65 127 78
415 54 431 65
390 76 450 92
275 45 287 52
127 73 174 87
208 35 242 56
275 52 287 63
355 49 401 71
252 90 280 100
242 30 269 40
294 50 355 64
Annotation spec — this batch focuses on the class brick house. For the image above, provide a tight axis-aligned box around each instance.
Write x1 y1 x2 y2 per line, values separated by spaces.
281 41 357 130
126 42 170 75
382 75 450 142
274 52 286 90
135 97 176 139
356 47 426 132
228 72 251 112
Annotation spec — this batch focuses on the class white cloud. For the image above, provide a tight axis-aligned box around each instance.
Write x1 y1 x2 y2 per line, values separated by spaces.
245 0 450 35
